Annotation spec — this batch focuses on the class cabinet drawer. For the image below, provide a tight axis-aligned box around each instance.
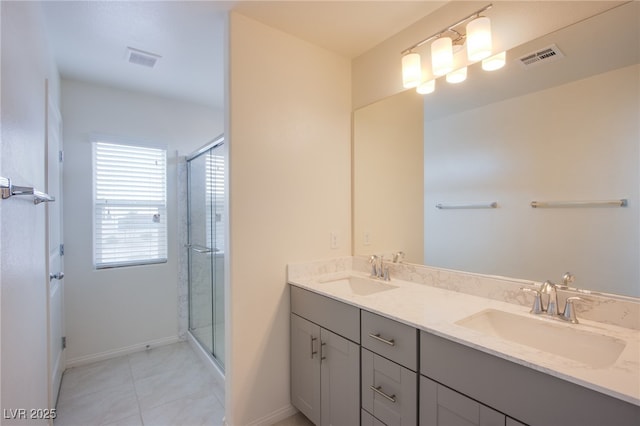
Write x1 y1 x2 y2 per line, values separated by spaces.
290 285 360 343
362 348 417 426
362 310 417 370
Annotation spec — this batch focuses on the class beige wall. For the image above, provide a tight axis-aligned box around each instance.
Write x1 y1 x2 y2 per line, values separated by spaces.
1 1 60 420
424 64 639 296
227 12 352 425
352 1 620 109
61 79 223 364
353 89 424 264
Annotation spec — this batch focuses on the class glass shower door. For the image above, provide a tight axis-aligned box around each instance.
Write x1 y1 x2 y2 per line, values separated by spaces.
187 139 225 369
210 149 225 367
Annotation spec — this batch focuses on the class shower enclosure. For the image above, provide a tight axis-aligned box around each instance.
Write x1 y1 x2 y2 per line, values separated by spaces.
187 135 225 370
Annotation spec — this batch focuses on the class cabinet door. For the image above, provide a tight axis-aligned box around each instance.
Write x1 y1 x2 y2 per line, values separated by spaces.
291 314 321 425
320 328 360 426
362 349 417 426
362 409 387 426
420 376 504 426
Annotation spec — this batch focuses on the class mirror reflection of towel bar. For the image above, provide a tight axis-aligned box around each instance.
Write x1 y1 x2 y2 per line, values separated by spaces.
531 199 627 208
1 176 55 205
185 244 219 254
436 202 497 209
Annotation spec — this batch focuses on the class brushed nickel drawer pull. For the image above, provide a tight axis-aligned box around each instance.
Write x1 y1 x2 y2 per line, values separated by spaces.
310 337 317 359
370 385 396 403
369 333 395 346
320 342 327 361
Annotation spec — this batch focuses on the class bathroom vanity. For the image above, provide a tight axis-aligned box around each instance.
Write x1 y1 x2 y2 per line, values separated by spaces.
288 257 640 426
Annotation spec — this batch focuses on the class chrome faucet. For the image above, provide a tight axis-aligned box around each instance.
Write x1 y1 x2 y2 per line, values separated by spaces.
522 273 584 323
368 255 390 281
541 280 559 316
392 251 405 263
521 287 543 314
562 296 582 324
562 272 576 287
368 255 378 277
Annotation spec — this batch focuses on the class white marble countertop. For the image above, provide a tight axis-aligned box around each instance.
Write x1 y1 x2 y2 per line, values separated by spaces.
288 269 640 406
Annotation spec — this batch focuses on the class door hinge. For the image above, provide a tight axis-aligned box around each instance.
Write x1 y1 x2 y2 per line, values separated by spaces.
61 336 67 350
59 243 65 256
59 150 64 163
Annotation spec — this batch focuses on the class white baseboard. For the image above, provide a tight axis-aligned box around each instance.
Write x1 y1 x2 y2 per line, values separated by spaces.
245 404 298 426
65 335 181 368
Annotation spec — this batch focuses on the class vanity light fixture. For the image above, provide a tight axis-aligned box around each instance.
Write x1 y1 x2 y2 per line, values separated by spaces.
446 67 467 84
402 52 422 88
466 16 492 61
431 36 454 76
400 3 497 95
482 51 506 71
417 79 436 94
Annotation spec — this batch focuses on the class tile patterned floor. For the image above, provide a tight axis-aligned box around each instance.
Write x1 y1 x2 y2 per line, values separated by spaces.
271 412 314 426
54 342 225 426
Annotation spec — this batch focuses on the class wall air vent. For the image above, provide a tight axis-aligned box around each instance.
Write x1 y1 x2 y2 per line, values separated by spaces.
126 47 161 68
518 44 565 69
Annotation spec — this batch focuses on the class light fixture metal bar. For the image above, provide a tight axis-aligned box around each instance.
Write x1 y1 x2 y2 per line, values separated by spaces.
401 3 493 55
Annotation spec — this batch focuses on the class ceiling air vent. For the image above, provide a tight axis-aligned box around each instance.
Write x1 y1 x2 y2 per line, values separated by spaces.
518 44 564 69
126 47 161 68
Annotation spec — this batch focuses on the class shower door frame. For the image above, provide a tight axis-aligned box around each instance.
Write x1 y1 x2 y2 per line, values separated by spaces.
186 134 225 371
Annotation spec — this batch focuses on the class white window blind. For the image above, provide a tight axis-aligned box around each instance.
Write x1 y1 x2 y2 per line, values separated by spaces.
206 152 225 253
93 141 167 268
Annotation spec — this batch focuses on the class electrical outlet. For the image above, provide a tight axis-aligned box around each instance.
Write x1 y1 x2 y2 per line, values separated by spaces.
364 231 371 246
330 231 339 249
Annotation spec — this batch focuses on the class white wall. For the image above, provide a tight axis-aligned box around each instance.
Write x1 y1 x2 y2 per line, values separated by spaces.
424 65 639 296
61 79 223 364
353 89 424 263
226 12 351 425
0 1 60 422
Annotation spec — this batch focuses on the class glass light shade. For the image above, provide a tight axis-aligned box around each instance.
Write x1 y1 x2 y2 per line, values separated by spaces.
416 79 435 95
446 67 467 84
402 52 422 88
482 51 506 71
466 16 492 61
431 37 453 76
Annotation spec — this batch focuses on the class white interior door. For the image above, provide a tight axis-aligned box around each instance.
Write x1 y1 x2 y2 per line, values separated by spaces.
46 79 65 408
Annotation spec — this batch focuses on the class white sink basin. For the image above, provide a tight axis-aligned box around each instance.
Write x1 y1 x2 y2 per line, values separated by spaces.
318 275 398 296
456 309 626 368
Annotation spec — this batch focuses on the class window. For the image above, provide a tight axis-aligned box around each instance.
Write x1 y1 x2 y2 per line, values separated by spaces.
93 141 167 268
206 151 225 253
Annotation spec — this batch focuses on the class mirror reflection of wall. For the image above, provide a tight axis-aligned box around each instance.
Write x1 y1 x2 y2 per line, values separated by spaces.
353 90 424 264
353 2 639 297
424 63 638 296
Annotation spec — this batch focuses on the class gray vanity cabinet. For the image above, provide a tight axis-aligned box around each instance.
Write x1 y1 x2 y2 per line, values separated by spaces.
361 311 419 425
420 330 640 426
361 311 418 370
291 313 322 424
319 327 360 426
361 409 387 426
362 348 417 425
290 287 360 426
419 376 504 426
